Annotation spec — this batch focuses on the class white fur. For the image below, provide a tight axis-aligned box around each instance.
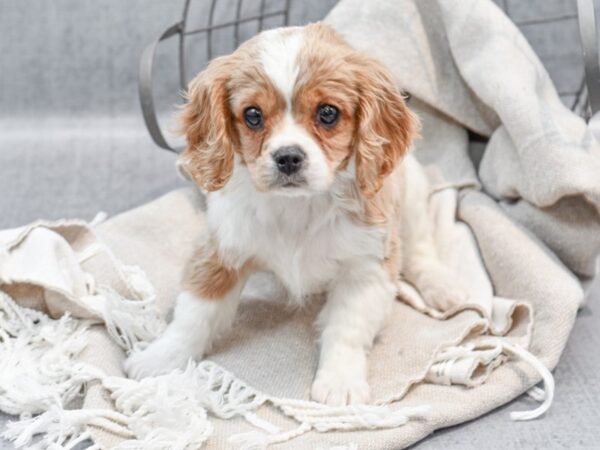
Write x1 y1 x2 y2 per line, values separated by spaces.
124 287 243 379
312 261 396 404
210 164 385 299
124 165 389 393
256 28 331 195
124 26 467 403
124 153 466 402
258 27 304 110
263 114 333 195
402 156 468 310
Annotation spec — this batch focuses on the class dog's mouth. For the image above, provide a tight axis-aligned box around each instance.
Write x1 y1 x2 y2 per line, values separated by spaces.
268 174 313 196
272 174 307 189
281 181 303 188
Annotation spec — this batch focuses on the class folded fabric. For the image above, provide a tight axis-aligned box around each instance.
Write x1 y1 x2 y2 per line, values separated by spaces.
0 186 564 449
0 0 598 449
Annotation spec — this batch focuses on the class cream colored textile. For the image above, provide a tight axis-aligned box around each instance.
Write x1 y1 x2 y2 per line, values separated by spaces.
1 0 598 448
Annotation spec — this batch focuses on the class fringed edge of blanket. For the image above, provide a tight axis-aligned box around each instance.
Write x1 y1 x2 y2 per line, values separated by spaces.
0 288 555 450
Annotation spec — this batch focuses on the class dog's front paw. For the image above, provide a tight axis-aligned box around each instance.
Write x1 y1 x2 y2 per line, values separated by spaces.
311 369 370 406
123 336 198 380
418 264 468 312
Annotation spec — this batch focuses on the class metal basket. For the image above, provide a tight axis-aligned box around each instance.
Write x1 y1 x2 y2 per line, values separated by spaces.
139 0 291 153
139 0 597 153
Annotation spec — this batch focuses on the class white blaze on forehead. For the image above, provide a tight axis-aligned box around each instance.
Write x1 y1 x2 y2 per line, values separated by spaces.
258 27 304 108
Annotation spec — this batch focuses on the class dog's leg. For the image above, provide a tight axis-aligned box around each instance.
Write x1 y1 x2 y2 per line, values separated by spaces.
124 239 250 379
311 262 395 405
402 156 467 311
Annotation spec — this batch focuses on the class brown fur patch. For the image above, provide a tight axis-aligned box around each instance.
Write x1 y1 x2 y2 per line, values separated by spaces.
182 240 252 300
230 73 286 163
293 24 360 172
295 23 419 197
179 37 270 191
349 54 419 198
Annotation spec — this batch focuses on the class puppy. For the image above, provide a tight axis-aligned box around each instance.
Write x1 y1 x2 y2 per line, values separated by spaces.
125 23 466 405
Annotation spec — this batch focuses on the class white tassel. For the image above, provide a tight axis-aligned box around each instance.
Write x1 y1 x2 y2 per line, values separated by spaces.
228 423 312 450
274 398 431 432
243 412 281 434
3 406 130 450
103 363 214 449
324 445 358 450
103 264 165 352
501 342 555 421
426 342 505 387
0 293 101 417
430 339 556 421
89 212 108 227
195 361 267 418
526 386 546 402
85 286 165 353
1 289 431 450
228 431 270 450
78 262 165 353
105 360 428 449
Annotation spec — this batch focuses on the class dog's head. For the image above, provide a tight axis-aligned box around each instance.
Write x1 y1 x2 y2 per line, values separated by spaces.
181 23 418 197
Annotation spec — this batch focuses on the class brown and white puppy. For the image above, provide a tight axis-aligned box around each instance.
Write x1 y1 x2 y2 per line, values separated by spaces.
125 23 466 405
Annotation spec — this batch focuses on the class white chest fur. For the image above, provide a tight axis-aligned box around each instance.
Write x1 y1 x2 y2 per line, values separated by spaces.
205 169 386 300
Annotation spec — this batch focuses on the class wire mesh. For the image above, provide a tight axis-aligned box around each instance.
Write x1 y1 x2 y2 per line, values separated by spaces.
174 0 586 113
177 0 291 89
139 0 592 152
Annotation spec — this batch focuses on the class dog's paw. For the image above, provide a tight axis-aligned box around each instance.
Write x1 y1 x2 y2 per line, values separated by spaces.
123 337 198 380
418 264 468 311
311 369 370 406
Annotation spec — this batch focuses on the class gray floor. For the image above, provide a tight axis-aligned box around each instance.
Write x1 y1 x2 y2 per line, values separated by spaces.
1 0 599 448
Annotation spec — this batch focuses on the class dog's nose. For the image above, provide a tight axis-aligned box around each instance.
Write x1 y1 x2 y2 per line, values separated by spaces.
273 146 305 175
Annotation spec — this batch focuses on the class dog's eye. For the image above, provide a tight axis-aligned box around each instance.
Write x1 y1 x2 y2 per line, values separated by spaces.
316 104 339 127
244 107 263 129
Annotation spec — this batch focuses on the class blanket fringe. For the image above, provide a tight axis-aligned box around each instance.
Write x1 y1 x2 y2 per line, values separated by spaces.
77 260 165 353
272 398 431 432
431 340 555 421
3 406 132 450
227 401 430 450
101 360 430 449
0 277 553 449
84 284 165 353
101 362 218 449
228 423 312 450
0 292 429 449
501 342 555 421
0 293 101 417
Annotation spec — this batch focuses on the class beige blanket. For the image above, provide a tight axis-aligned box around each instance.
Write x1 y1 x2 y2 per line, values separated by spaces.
1 0 599 448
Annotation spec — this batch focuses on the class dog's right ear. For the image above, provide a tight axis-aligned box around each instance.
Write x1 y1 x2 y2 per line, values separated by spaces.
180 55 238 191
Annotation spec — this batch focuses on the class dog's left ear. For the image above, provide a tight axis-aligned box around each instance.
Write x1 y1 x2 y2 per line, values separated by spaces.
352 55 419 198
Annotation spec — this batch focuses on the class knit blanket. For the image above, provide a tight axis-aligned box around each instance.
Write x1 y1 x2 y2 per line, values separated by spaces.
1 0 599 449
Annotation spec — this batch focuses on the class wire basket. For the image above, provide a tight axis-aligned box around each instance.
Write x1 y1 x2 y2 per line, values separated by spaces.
139 0 595 152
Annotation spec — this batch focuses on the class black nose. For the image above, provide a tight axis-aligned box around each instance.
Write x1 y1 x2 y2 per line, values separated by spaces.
273 146 305 175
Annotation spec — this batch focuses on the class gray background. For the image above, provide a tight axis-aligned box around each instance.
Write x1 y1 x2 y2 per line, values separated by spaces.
0 0 598 448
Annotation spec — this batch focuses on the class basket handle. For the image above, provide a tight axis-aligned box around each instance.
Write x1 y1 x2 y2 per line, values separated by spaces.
139 22 185 153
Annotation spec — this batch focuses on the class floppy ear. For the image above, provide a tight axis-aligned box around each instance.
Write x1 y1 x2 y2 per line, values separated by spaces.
180 55 238 191
353 56 419 198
